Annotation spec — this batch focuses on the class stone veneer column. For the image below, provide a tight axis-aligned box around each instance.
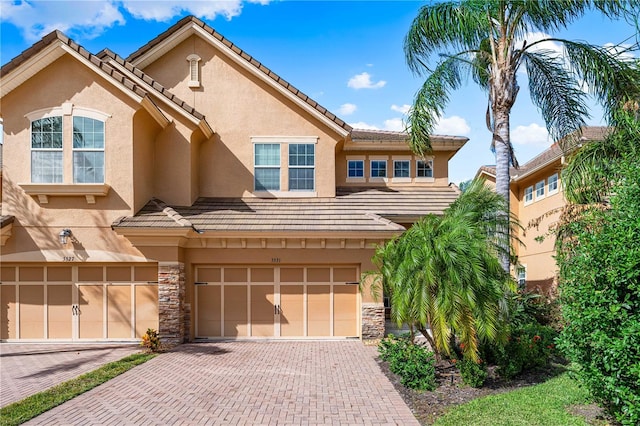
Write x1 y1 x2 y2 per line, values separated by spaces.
158 262 186 345
361 303 385 339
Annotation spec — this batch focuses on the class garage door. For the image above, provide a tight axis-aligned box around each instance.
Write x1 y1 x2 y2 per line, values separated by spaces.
195 266 359 338
0 265 158 341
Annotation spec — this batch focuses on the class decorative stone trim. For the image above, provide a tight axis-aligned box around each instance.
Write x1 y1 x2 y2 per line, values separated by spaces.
158 262 186 345
361 303 385 340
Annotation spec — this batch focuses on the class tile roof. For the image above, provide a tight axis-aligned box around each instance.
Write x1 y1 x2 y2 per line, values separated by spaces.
350 129 467 143
1 214 15 228
112 186 460 233
126 16 351 133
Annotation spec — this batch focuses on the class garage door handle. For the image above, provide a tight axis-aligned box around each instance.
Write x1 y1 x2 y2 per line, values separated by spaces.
72 305 79 316
274 304 281 315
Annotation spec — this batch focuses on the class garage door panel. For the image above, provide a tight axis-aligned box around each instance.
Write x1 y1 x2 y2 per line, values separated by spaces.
224 286 247 336
307 268 330 282
334 285 358 337
333 267 358 283
78 285 104 339
280 268 303 283
1 285 17 339
251 285 274 337
135 285 159 338
107 286 132 338
48 285 72 339
197 285 221 337
307 285 330 337
280 285 303 337
20 285 44 339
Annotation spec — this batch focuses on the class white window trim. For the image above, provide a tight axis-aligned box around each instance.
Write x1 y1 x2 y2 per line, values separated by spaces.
524 185 534 205
72 115 106 184
187 54 201 88
535 180 545 200
548 173 559 195
392 159 411 183
26 104 111 121
415 158 434 182
346 156 365 182
369 158 388 182
253 143 281 192
288 143 315 192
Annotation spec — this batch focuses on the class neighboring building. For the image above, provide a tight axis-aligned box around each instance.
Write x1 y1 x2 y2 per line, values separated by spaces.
477 127 610 294
0 17 467 343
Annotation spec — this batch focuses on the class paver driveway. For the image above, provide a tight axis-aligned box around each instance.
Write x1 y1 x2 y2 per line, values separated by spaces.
0 343 141 407
24 341 419 425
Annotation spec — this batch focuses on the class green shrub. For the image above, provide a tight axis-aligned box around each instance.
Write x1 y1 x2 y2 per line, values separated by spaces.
493 323 558 379
458 358 488 388
379 334 436 391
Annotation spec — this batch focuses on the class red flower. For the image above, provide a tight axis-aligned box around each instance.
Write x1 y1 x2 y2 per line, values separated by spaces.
460 343 465 349
533 335 541 342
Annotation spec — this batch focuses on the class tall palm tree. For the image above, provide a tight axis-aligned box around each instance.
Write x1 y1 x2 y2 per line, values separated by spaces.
373 180 518 362
404 0 639 271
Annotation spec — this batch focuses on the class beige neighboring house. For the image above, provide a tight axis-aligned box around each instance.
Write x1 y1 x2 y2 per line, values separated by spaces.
0 16 467 343
477 127 610 295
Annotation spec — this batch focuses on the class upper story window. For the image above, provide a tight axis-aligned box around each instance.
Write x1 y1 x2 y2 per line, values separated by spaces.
254 143 281 191
73 116 105 183
393 160 410 178
548 173 559 194
517 265 526 288
186 54 201 88
416 159 433 178
288 144 315 191
347 160 364 178
370 160 387 178
535 180 545 199
524 186 533 204
31 116 63 183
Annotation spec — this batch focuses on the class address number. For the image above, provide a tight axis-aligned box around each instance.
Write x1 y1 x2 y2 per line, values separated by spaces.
63 256 75 262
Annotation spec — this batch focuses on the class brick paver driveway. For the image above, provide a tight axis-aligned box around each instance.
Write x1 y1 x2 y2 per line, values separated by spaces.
24 341 418 425
0 343 141 407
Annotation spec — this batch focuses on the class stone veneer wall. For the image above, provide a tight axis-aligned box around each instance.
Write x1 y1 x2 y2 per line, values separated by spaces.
361 303 385 339
158 262 185 344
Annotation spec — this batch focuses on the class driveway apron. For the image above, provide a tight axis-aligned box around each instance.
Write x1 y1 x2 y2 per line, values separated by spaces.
24 341 419 425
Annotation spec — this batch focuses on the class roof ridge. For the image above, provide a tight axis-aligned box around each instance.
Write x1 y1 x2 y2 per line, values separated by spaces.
151 198 195 229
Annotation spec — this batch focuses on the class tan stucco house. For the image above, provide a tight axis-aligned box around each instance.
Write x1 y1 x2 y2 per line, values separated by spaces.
1 16 467 343
477 127 609 295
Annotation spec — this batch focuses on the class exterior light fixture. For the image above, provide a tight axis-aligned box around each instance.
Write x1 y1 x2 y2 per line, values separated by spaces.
59 229 73 245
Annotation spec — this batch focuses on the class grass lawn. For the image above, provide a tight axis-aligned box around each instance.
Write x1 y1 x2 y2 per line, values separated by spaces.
0 352 156 426
435 372 593 426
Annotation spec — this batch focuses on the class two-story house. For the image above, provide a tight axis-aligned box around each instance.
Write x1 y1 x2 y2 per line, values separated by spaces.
1 16 466 343
477 126 609 295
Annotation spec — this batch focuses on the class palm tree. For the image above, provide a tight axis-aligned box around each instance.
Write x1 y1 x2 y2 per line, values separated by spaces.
373 180 518 362
404 0 639 271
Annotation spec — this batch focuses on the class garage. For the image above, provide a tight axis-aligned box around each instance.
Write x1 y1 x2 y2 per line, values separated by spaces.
0 264 158 341
195 265 360 338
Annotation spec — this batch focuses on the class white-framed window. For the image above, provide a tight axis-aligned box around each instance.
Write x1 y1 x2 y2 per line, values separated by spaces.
288 144 314 191
370 160 387 178
548 173 559 194
186 54 201 88
517 265 526 288
254 143 280 191
524 186 533 204
347 159 364 178
535 180 545 199
73 116 105 183
393 160 410 178
416 159 433 178
31 116 63 183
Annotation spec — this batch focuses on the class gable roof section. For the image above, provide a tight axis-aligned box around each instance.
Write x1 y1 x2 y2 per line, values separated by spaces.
126 15 351 137
112 186 460 234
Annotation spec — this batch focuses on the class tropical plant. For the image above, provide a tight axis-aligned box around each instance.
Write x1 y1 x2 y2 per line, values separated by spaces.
404 0 639 271
372 179 518 362
378 334 437 391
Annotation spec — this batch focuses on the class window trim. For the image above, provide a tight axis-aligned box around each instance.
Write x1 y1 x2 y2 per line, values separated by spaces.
346 157 365 182
516 265 527 288
524 185 534 205
535 180 545 200
30 115 64 184
392 159 411 182
253 143 281 192
288 143 315 192
72 115 105 184
369 158 388 182
548 173 559 195
415 158 434 182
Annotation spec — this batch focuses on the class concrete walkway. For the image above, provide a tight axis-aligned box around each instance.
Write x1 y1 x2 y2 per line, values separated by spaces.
0 343 141 407
22 341 418 425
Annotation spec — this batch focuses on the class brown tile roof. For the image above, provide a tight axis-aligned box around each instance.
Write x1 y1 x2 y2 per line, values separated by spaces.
1 214 15 228
126 16 351 133
112 186 460 233
350 129 467 143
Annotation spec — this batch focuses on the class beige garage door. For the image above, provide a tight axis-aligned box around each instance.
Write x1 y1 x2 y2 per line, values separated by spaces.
195 266 359 339
0 265 158 341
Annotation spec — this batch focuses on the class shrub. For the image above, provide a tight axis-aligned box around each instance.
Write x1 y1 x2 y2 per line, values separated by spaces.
458 357 488 388
493 323 558 379
379 334 436 391
141 328 161 352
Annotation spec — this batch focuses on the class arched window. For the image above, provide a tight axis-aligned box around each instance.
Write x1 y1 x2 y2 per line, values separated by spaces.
187 54 201 88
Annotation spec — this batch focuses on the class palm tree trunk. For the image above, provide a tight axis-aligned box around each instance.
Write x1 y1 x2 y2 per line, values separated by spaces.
417 326 440 361
494 109 511 272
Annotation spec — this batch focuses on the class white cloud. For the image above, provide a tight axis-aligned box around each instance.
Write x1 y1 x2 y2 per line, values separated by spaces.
347 72 386 89
434 116 471 135
603 42 637 61
338 103 357 115
511 123 550 146
383 118 404 131
391 104 410 115
0 0 268 42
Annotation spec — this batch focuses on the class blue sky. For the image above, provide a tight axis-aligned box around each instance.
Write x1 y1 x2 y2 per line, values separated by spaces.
1 1 638 184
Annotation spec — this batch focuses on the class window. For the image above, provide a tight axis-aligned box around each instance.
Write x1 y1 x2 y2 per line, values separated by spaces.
535 180 545 199
347 160 364 178
186 54 201 88
73 116 105 183
254 144 280 191
548 173 559 194
517 266 526 288
524 186 533 203
370 160 387 178
31 116 63 183
288 144 314 191
416 159 433 178
393 160 410 178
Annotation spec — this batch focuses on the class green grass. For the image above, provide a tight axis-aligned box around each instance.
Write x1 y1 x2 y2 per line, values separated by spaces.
0 352 156 426
435 372 593 426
